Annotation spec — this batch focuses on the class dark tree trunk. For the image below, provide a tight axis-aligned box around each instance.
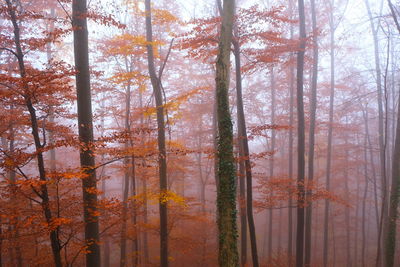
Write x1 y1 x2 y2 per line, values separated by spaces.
384 3 400 266
233 37 259 267
5 1 62 266
296 1 306 267
384 77 400 267
72 0 101 265
145 1 168 266
215 0 239 266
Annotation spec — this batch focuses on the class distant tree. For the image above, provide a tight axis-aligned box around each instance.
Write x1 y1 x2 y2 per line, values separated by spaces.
295 0 306 266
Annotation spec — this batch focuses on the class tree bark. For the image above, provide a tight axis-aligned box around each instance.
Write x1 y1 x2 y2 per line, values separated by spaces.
288 1 295 265
233 36 259 267
295 0 306 266
304 0 319 264
268 67 276 261
323 2 336 266
72 0 101 265
384 71 400 267
120 81 132 267
384 3 400 266
215 0 239 266
130 154 139 267
145 1 168 266
138 88 150 266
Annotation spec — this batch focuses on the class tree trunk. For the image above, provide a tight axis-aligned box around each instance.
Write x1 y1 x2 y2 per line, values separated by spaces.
288 0 295 265
215 0 239 266
238 151 247 267
139 88 150 266
72 0 101 265
304 0 319 264
99 99 110 267
384 79 400 267
120 81 132 267
145 1 168 266
344 139 352 266
268 67 276 261
362 132 369 267
323 3 336 266
233 37 259 267
131 155 139 267
5 1 62 266
295 0 306 266
364 1 387 265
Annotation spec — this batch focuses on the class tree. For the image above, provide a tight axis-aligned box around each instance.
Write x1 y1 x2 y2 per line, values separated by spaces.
72 0 101 265
232 16 259 267
295 0 306 266
385 2 400 266
145 0 169 266
3 1 66 266
215 0 239 266
304 0 319 265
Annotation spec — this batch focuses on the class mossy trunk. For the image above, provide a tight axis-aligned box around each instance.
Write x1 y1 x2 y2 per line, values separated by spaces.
215 0 239 266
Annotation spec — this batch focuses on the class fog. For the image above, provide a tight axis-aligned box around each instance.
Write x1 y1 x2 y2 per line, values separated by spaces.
0 0 399 266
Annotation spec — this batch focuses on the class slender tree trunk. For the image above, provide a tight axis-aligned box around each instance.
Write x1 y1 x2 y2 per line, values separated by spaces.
130 155 139 267
99 99 110 267
305 0 319 264
296 0 306 266
268 67 276 261
120 81 132 267
197 118 207 212
384 81 400 267
145 1 168 266
354 161 360 266
323 3 336 266
363 106 381 234
5 1 62 266
344 140 352 267
138 87 149 266
362 133 369 267
233 37 259 267
215 0 239 266
288 1 295 265
238 151 247 266
46 7 56 173
235 44 247 267
364 1 387 265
